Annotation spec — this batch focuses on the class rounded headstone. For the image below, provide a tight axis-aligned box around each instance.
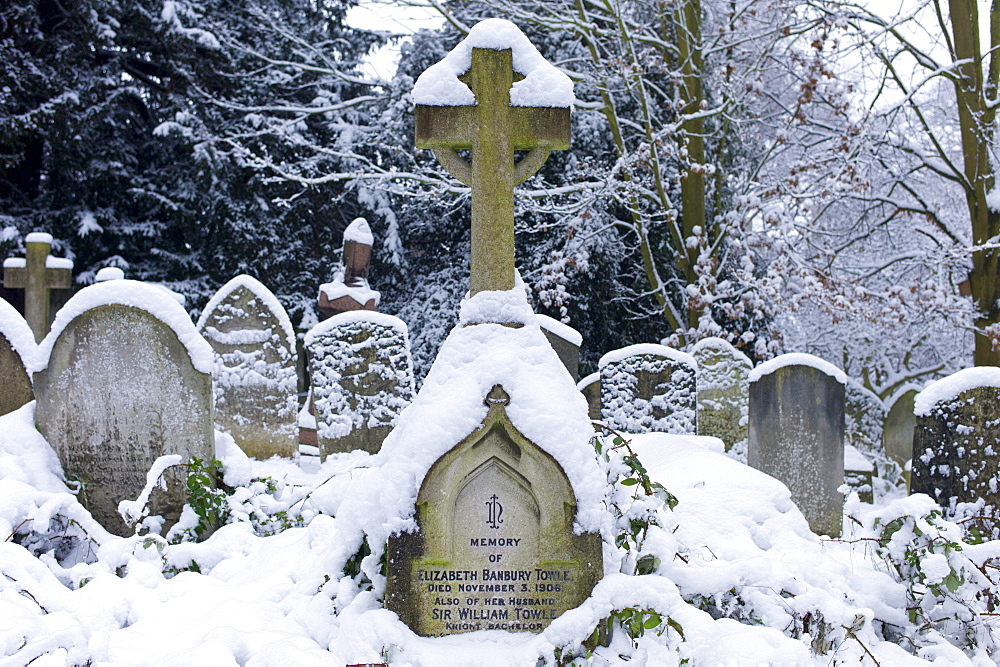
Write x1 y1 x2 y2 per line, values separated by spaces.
197 276 298 459
34 282 214 536
599 343 697 435
691 337 751 454
883 387 917 469
0 298 35 416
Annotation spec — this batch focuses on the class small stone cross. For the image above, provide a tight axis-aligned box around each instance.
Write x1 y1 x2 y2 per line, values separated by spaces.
415 47 570 295
3 234 72 342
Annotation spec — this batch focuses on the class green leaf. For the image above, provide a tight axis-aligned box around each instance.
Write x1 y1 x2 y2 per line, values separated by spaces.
620 478 640 486
643 613 661 629
667 616 685 639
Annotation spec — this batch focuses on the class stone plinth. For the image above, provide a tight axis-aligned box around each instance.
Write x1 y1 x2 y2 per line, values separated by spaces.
599 344 697 435
748 355 845 537
198 276 298 459
34 283 214 536
385 386 602 636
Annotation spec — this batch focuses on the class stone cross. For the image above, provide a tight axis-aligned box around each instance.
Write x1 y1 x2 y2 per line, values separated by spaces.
415 48 570 294
3 233 72 342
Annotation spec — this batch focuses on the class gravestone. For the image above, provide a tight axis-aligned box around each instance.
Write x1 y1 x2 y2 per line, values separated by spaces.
383 19 602 638
599 344 697 435
0 297 36 416
386 385 602 636
305 311 415 457
912 368 1000 536
691 337 751 455
747 354 845 537
577 372 601 421
318 218 381 318
844 444 875 504
884 387 918 470
3 232 73 341
33 281 215 536
197 275 298 459
536 314 581 381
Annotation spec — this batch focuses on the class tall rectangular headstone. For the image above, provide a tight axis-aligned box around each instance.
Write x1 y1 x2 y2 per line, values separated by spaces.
536 314 581 381
197 275 298 459
0 297 36 416
33 281 215 536
599 343 697 435
747 354 846 537
691 337 751 456
305 311 415 457
884 387 918 471
912 369 1000 537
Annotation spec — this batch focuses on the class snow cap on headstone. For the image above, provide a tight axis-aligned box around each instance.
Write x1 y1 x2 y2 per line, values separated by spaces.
748 352 846 385
412 18 575 108
914 366 1000 416
95 267 125 282
0 297 38 371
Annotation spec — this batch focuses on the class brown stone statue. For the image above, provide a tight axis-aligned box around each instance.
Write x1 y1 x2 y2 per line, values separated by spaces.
318 218 380 318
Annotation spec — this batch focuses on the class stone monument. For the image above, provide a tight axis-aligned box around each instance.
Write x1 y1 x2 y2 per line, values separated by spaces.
577 372 601 421
691 337 751 454
0 297 36 416
912 368 1000 535
33 280 215 536
599 344 698 435
197 275 298 459
305 311 415 457
383 19 602 637
536 314 581 381
2 232 73 342
747 354 845 537
318 217 381 318
883 386 918 470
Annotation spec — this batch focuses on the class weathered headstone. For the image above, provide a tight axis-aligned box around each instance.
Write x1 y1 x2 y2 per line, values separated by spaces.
747 354 845 537
383 20 602 638
386 385 603 636
3 232 73 342
305 311 415 457
883 386 918 470
0 297 36 416
536 314 581 381
197 275 298 459
33 281 215 536
599 344 697 435
912 368 1000 535
318 218 381 318
691 337 750 455
577 371 601 421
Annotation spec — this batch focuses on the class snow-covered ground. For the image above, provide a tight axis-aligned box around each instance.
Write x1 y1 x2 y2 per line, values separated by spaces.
4 396 998 665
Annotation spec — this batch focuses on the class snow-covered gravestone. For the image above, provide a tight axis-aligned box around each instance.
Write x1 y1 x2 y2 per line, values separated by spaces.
599 344 697 435
305 311 415 457
33 281 214 536
747 354 846 537
691 337 751 454
384 20 602 638
0 297 36 416
883 386 918 471
536 314 581 381
197 275 298 459
912 368 1000 535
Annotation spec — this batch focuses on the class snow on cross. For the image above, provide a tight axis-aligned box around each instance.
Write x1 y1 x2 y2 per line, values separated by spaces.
414 18 572 297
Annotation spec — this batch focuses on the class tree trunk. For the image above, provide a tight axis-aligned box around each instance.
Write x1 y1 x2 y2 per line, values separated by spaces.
949 0 1000 365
